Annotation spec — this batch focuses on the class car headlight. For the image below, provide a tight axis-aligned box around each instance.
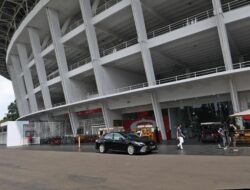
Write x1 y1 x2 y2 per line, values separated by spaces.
134 142 145 146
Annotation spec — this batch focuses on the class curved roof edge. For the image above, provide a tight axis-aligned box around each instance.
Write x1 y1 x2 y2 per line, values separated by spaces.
0 0 40 79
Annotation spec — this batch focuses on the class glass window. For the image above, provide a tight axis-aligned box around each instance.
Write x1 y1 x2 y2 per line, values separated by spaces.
104 133 113 140
113 133 125 141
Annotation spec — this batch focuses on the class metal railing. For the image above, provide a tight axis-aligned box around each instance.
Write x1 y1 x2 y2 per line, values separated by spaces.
100 38 138 57
47 70 59 81
33 81 40 88
98 1 249 58
222 0 250 12
232 60 250 69
53 102 66 107
94 0 122 16
67 18 83 33
147 9 214 39
68 57 91 71
38 106 45 111
157 61 250 85
87 90 99 99
108 82 149 95
106 61 250 95
99 9 214 57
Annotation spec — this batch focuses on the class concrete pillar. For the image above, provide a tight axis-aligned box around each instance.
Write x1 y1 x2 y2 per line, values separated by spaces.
68 108 79 136
101 103 122 130
101 104 112 130
212 0 233 70
229 78 240 113
131 0 156 86
151 93 167 140
46 7 80 134
10 56 29 115
79 0 106 95
46 8 73 103
92 0 100 15
16 43 38 112
131 0 166 139
212 0 240 113
28 27 52 109
6 64 24 116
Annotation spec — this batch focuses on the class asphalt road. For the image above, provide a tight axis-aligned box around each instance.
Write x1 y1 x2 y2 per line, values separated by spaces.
0 148 249 190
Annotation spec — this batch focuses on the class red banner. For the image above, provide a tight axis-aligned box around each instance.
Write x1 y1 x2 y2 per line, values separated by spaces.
76 108 102 116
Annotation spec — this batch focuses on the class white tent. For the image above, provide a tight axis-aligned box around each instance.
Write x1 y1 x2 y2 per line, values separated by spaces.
230 109 250 117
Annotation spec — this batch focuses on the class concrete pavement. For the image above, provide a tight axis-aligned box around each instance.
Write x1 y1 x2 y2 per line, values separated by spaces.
0 148 249 190
17 143 250 156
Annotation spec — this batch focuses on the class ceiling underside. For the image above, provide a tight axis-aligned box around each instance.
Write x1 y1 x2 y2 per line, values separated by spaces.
0 0 39 79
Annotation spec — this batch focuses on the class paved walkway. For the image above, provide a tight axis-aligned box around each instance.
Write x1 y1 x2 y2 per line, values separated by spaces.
16 142 250 156
0 148 249 190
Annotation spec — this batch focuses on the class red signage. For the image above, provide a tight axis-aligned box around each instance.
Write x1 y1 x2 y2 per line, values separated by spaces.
76 108 102 116
242 115 250 120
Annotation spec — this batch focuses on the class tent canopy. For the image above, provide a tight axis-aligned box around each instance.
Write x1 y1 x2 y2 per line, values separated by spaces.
230 110 250 117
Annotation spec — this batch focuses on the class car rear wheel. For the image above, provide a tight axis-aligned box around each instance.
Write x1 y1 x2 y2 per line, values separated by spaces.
99 144 106 153
127 145 135 155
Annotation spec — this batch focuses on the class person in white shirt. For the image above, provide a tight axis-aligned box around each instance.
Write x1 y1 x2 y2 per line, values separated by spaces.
176 124 185 150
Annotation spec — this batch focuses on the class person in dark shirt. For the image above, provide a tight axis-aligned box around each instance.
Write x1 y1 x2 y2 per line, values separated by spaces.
228 124 237 149
154 127 160 144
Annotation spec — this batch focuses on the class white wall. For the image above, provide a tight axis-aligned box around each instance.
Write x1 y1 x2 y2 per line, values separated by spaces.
6 121 29 147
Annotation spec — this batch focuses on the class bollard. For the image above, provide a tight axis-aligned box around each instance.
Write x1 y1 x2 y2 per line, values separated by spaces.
78 136 81 149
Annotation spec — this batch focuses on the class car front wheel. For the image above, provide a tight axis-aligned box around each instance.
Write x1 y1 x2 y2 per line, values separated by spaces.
127 145 135 155
99 144 106 153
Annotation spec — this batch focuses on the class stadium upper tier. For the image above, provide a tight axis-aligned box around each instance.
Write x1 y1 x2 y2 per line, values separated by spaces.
0 0 39 79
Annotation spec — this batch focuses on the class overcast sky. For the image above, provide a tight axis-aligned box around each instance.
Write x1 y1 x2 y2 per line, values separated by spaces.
0 76 15 120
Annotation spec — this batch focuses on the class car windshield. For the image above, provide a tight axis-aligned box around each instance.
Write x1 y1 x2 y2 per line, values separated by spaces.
124 133 141 141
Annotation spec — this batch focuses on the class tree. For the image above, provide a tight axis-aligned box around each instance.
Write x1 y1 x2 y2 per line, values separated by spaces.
0 100 19 123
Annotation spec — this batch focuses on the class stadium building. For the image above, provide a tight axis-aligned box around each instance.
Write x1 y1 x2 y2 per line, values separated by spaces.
1 0 250 140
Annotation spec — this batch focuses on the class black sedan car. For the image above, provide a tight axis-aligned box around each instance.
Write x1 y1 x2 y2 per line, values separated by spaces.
95 132 157 155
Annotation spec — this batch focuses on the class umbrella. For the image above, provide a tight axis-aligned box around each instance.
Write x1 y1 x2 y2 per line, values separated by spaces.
230 109 250 117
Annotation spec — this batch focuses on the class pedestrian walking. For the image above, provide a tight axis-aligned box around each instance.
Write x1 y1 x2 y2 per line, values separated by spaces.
228 123 238 151
217 126 226 149
154 126 160 144
176 124 185 150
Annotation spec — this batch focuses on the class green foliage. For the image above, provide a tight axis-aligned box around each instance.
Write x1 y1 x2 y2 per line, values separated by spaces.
0 100 19 123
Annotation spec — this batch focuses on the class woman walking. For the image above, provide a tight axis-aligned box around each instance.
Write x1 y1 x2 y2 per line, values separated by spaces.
177 124 185 150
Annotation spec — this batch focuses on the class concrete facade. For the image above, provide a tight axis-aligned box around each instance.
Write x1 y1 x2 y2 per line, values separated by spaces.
5 0 250 140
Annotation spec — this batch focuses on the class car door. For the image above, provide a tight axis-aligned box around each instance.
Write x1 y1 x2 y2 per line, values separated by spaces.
103 133 114 150
112 133 127 152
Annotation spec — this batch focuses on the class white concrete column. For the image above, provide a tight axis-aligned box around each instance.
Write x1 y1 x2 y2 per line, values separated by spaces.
46 8 73 103
101 103 122 130
131 0 166 139
68 108 79 136
28 27 52 109
131 0 156 86
101 104 112 130
46 8 80 134
151 93 167 140
79 0 106 95
92 0 100 15
10 56 29 115
6 64 24 116
16 43 38 112
229 78 240 113
212 0 240 113
212 0 233 70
